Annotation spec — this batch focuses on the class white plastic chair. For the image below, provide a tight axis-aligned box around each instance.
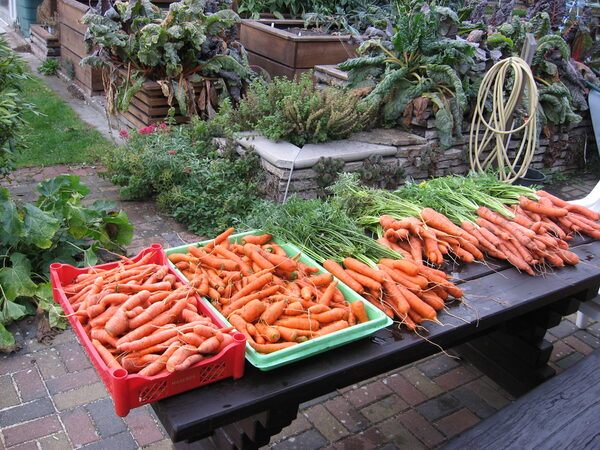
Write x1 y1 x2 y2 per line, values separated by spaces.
570 182 600 329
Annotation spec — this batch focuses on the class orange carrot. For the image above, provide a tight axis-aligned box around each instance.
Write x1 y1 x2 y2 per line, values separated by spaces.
248 341 297 354
275 317 320 331
343 258 384 283
166 345 198 372
92 339 123 370
312 308 348 323
322 259 365 293
381 278 409 315
420 208 479 246
351 301 370 323
519 196 568 217
229 273 274 302
239 299 267 322
317 280 339 306
138 341 181 377
241 234 273 245
314 320 349 337
306 272 334 286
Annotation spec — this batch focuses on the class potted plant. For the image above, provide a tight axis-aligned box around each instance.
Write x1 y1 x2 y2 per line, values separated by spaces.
81 0 253 127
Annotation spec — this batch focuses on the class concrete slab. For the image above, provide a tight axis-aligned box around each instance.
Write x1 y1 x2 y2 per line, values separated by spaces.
238 135 397 169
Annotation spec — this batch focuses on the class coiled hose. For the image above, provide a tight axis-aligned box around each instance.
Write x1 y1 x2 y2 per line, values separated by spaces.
469 56 539 183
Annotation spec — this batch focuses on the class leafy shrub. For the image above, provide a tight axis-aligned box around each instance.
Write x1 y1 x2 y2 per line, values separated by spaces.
0 35 36 175
233 73 377 146
37 59 60 76
0 175 134 350
103 114 264 237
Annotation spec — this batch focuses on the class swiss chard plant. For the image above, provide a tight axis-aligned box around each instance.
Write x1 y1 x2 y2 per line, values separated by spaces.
0 175 134 352
339 4 478 149
81 0 254 119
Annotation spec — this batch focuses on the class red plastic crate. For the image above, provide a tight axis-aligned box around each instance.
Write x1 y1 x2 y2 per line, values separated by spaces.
49 244 246 417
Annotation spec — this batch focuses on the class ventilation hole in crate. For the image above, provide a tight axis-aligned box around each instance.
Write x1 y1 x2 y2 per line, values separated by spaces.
199 362 226 383
139 381 167 403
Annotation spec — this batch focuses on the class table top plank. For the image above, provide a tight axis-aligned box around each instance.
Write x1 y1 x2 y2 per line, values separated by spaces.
153 240 600 442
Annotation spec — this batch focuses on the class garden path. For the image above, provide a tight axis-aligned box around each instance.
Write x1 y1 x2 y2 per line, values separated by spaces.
0 164 598 450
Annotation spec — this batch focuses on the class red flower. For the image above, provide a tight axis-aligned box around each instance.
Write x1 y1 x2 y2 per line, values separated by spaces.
184 167 191 173
168 150 177 155
191 142 197 146
158 123 169 130
138 125 157 135
118 129 130 139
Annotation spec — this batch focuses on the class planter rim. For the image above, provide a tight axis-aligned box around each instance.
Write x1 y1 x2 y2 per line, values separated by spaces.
241 19 354 42
30 23 59 40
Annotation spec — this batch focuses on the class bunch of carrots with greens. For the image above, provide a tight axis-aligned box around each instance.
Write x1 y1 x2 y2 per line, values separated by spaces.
62 252 238 375
167 229 373 353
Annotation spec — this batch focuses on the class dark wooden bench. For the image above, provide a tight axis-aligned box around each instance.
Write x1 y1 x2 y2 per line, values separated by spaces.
444 348 600 449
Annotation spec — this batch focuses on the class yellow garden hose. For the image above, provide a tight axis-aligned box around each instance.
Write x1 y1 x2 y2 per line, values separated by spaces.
469 56 539 183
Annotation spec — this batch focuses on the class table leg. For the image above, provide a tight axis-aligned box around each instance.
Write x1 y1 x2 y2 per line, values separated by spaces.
173 404 300 450
454 295 586 397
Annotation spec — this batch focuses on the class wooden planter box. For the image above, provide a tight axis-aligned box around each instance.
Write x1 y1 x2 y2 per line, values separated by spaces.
239 19 359 79
58 0 103 96
118 76 204 129
30 24 60 60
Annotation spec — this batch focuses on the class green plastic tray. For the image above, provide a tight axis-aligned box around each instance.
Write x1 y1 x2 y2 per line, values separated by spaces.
165 230 392 371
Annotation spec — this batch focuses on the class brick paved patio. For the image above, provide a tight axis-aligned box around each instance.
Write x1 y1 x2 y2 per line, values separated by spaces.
1 165 599 449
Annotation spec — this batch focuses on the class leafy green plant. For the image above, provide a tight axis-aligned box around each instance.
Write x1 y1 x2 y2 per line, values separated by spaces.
103 112 264 236
233 73 377 146
81 0 254 118
0 35 36 176
37 59 60 76
0 175 134 351
339 5 476 149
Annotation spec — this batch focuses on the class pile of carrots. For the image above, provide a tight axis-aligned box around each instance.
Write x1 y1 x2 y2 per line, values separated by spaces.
377 191 600 276
167 229 373 354
322 257 463 330
63 252 236 376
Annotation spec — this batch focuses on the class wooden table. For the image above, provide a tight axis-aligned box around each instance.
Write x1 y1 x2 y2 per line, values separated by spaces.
152 239 600 449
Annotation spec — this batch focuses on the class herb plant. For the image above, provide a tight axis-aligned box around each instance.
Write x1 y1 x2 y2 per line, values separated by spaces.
82 0 254 118
0 175 134 351
37 59 60 76
233 73 377 146
0 36 36 176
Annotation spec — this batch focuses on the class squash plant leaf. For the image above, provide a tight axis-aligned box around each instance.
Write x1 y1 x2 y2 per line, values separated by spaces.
0 189 24 246
0 253 37 301
22 203 60 249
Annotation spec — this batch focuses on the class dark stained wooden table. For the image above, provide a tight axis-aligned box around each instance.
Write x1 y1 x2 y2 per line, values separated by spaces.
152 239 600 449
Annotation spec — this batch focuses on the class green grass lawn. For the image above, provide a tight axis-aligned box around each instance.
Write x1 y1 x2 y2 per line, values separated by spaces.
14 75 113 168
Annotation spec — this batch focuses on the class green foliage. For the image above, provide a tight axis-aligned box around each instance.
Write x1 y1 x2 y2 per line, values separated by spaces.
313 157 345 191
339 5 474 149
0 176 134 350
233 73 377 146
37 59 60 76
0 35 36 176
82 0 254 116
103 114 264 237
538 82 581 127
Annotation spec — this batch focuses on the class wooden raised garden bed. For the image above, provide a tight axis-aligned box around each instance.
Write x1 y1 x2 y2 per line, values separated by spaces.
30 24 60 60
58 0 103 96
239 19 359 79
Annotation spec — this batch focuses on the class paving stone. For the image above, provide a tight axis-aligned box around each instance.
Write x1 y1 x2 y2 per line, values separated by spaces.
56 341 92 373
549 319 579 339
123 407 165 446
587 321 600 338
555 351 584 370
86 397 127 438
463 379 512 410
269 413 312 444
382 373 427 406
563 335 594 355
415 393 462 422
300 391 340 410
302 404 348 443
46 367 100 394
545 332 558 343
0 397 55 428
12 368 46 402
396 409 446 448
0 375 20 409
79 431 137 450
450 385 498 419
2 415 62 447
331 427 386 450
416 354 461 378
61 407 99 447
551 340 575 362
323 394 368 433
360 394 408 423
573 330 600 349
52 382 108 411
0 352 35 374
34 348 68 380
432 366 478 391
434 408 480 438
344 380 393 409
271 429 328 450
141 439 175 449
37 431 71 450
400 366 444 398
377 417 427 450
